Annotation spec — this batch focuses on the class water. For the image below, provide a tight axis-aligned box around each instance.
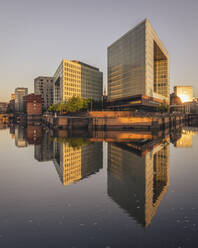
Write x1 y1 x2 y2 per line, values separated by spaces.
0 125 198 248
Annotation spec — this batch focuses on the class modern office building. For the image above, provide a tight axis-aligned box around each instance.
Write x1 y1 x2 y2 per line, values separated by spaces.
108 139 170 227
15 87 28 112
34 76 53 110
53 59 103 104
108 18 169 110
53 140 103 186
174 86 193 103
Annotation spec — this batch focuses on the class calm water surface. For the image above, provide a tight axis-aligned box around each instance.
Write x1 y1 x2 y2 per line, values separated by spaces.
0 125 198 248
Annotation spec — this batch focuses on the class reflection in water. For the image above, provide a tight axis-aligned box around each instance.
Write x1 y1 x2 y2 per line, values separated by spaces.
1 124 198 247
175 127 198 148
26 125 42 145
34 131 53 162
15 125 27 148
108 139 170 227
7 125 198 228
53 139 103 185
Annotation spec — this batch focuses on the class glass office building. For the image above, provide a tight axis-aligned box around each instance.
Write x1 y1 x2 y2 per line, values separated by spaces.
108 19 169 110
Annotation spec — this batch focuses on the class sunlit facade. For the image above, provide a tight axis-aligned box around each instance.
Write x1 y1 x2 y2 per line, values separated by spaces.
53 59 103 104
174 86 193 103
108 19 169 109
15 87 28 112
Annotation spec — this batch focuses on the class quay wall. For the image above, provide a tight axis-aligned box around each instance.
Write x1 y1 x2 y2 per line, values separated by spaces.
42 111 185 131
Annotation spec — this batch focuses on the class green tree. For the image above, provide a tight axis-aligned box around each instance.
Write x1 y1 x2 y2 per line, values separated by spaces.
48 104 57 112
157 100 169 113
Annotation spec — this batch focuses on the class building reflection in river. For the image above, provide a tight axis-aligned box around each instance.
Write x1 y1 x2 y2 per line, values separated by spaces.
26 125 42 145
53 139 103 185
175 127 198 148
108 139 170 227
34 130 53 162
15 125 27 148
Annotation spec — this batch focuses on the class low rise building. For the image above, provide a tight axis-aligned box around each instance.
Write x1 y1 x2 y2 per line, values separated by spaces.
24 94 42 117
0 102 8 113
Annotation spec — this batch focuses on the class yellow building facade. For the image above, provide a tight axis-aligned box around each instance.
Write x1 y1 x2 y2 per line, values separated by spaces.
53 59 103 103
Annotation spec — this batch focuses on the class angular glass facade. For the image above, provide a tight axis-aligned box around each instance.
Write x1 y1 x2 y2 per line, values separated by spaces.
108 19 169 105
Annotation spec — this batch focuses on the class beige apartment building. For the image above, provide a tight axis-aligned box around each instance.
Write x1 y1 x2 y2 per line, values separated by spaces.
34 76 53 110
174 86 193 103
108 18 169 110
53 59 103 104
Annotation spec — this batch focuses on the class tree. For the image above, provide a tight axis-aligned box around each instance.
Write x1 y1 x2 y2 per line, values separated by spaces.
48 104 57 112
48 96 94 114
157 100 169 113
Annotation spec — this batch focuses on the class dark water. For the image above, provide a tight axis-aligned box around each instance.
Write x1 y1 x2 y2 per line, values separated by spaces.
0 125 198 248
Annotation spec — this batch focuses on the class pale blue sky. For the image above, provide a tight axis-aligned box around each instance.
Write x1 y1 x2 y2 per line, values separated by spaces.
0 0 198 101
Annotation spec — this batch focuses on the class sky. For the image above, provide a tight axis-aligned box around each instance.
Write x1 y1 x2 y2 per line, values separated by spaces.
0 0 198 101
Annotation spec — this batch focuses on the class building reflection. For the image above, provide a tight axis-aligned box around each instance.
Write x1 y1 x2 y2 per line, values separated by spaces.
26 125 42 145
9 125 15 139
34 130 53 162
53 139 103 185
175 127 198 148
15 125 27 148
108 138 170 227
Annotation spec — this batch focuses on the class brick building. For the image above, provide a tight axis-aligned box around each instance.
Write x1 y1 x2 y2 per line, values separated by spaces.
24 94 42 116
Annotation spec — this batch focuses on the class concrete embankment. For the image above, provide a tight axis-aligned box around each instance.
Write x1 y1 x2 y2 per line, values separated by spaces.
42 111 185 131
